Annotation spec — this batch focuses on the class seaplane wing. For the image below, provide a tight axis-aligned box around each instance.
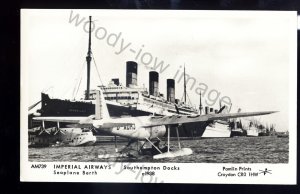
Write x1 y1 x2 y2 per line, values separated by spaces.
33 116 92 123
143 111 277 127
33 116 135 128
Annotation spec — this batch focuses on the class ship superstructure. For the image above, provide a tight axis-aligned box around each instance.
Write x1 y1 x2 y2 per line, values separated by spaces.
33 60 204 137
86 61 198 117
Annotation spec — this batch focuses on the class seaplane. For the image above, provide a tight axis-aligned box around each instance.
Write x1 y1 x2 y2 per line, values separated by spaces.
33 90 277 159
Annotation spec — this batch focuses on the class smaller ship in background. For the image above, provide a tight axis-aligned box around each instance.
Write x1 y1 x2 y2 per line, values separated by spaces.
230 119 247 137
246 121 259 137
241 117 265 137
245 120 278 137
200 104 232 138
277 131 289 138
268 124 277 136
201 120 231 138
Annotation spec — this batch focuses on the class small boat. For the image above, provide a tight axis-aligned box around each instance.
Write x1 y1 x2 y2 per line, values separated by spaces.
258 131 269 136
231 128 247 137
277 131 289 138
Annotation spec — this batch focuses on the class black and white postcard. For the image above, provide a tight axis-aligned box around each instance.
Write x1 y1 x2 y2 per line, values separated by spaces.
20 9 297 184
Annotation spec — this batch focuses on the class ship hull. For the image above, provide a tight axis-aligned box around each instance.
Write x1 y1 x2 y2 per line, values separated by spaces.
258 132 269 136
33 93 207 137
230 129 246 137
38 93 150 118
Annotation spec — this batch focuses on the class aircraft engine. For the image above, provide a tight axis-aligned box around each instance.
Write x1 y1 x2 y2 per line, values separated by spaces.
147 125 166 139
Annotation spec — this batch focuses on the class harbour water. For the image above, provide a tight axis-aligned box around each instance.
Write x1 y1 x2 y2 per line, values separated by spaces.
29 136 288 163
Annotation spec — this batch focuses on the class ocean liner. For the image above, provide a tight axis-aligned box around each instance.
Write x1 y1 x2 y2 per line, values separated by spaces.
31 61 206 137
29 16 206 138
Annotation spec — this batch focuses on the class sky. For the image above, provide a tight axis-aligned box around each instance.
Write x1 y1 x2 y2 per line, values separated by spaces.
21 10 297 131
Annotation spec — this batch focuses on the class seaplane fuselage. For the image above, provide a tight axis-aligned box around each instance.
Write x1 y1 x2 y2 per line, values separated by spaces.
93 116 166 140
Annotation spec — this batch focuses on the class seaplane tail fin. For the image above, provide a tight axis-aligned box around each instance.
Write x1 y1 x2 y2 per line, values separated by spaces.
95 89 110 120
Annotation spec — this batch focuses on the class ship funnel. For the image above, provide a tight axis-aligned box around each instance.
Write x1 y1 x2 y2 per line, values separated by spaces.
126 61 138 88
205 106 209 114
149 71 159 97
112 78 119 86
210 108 214 114
167 79 175 103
